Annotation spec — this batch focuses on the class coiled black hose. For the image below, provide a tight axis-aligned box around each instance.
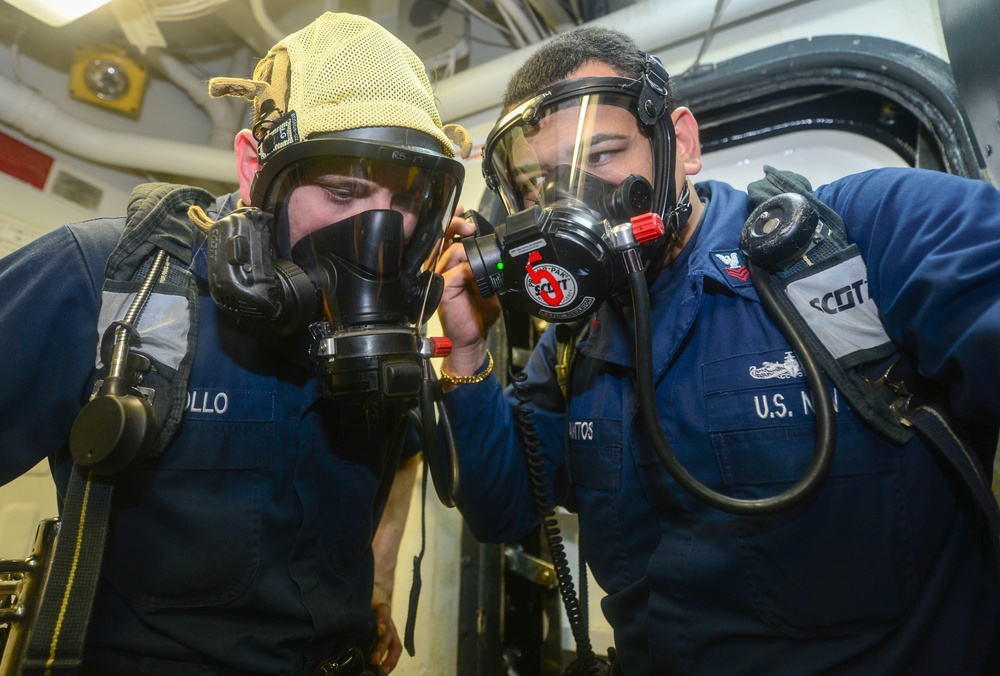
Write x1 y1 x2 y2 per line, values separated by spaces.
627 261 837 515
507 321 599 675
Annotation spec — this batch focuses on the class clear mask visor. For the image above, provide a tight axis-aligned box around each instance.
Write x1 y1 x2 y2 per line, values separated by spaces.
268 153 461 327
486 90 652 217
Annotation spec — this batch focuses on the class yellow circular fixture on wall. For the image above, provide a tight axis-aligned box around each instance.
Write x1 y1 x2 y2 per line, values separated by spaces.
69 43 148 118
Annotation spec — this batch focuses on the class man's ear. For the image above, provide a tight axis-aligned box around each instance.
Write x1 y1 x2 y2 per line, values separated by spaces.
234 129 261 206
671 107 702 177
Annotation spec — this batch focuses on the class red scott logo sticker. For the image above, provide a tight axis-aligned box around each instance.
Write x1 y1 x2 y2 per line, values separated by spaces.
524 251 577 308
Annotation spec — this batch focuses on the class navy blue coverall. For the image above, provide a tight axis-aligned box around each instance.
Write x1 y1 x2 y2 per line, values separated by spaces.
446 169 1000 675
0 189 407 675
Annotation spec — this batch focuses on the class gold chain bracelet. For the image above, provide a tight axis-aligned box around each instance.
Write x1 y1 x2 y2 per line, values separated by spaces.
439 350 494 386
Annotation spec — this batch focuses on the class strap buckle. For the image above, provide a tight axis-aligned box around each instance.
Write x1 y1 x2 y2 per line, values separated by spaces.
889 395 914 427
314 646 378 676
868 356 915 426
637 54 670 125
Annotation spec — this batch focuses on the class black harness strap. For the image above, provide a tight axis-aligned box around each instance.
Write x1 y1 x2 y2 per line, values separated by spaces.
909 405 1000 556
867 355 1000 562
17 184 213 674
20 470 111 675
747 166 1000 563
402 442 428 658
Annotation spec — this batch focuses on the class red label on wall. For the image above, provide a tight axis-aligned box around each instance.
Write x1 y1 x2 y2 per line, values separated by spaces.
0 130 54 190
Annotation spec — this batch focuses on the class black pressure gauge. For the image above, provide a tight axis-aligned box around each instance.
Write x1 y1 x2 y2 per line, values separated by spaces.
740 192 821 270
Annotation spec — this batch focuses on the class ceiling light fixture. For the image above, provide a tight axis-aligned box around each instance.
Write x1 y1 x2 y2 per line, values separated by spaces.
69 43 148 117
2 0 114 28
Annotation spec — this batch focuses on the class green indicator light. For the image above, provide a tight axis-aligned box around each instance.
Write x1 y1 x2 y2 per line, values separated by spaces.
497 261 505 271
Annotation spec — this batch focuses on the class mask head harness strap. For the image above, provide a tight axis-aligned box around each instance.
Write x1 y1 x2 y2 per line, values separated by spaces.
638 53 670 126
635 52 691 246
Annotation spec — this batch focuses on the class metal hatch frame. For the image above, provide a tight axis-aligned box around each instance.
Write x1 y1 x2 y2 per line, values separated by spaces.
938 0 1000 184
673 34 988 181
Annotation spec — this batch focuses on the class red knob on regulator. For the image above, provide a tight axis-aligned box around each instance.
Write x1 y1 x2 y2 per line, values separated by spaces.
429 337 452 357
631 213 665 244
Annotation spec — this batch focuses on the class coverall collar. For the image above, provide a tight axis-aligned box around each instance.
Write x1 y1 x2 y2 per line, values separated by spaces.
580 181 761 373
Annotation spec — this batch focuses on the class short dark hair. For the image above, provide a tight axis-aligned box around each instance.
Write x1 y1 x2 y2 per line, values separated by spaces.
502 26 675 113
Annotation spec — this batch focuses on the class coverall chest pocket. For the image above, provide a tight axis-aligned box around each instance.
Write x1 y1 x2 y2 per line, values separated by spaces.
566 362 626 495
103 387 273 609
566 417 630 587
569 430 622 491
704 353 915 637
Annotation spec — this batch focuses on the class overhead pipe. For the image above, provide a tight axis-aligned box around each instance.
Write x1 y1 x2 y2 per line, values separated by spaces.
147 48 248 150
250 0 286 44
434 0 813 124
0 0 810 183
0 72 235 183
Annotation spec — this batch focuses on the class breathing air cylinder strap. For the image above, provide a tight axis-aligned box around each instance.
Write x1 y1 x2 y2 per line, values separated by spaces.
747 167 908 442
746 166 1000 564
19 469 112 675
97 183 213 458
20 184 213 674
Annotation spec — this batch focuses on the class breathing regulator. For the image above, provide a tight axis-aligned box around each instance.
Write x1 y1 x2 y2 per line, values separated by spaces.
464 168 666 322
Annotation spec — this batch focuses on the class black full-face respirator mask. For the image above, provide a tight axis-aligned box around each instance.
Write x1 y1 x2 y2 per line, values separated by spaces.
463 54 692 322
206 127 464 403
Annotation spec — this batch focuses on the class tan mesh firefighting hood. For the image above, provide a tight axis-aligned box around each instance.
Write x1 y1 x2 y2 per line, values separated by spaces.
208 12 470 160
